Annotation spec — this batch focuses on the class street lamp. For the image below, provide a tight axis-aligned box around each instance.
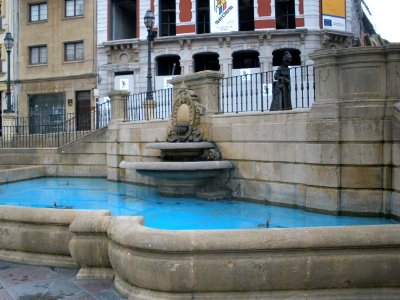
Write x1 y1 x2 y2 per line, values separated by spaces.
3 32 14 112
144 10 155 101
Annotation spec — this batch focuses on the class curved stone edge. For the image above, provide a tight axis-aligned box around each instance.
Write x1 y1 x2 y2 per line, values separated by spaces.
114 275 400 300
108 217 400 294
0 206 111 268
120 160 234 171
69 215 114 280
0 205 111 224
108 217 400 252
0 249 77 268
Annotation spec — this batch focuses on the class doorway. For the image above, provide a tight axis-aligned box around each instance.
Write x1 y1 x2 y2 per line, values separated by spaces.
76 91 91 131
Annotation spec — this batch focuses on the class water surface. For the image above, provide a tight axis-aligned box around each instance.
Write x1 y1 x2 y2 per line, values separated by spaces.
0 177 397 230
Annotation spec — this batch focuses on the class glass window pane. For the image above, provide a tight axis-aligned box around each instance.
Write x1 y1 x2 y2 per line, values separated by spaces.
40 47 47 63
65 44 75 60
66 0 74 17
31 48 39 64
76 43 84 60
31 5 39 21
40 4 48 20
76 0 84 15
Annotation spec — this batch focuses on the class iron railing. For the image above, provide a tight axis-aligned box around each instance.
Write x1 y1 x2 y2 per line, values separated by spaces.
219 65 315 113
125 88 173 121
0 100 111 148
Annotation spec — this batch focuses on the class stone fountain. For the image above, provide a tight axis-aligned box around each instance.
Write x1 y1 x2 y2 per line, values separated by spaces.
119 84 233 199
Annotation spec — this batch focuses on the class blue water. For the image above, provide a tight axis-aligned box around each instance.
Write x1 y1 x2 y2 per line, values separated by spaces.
0 177 397 230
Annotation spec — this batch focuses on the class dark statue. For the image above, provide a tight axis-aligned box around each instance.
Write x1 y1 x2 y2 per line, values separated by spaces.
270 51 292 111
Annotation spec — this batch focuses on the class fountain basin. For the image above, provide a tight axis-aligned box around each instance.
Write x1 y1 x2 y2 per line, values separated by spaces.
146 142 216 160
120 160 234 197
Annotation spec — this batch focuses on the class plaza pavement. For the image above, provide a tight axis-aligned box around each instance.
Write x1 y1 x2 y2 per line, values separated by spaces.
0 261 126 299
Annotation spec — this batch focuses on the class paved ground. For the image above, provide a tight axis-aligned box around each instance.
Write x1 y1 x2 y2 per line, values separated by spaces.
0 261 126 300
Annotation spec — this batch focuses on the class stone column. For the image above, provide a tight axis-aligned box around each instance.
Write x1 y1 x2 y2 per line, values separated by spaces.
1 112 18 145
307 45 398 215
109 90 130 123
107 90 130 182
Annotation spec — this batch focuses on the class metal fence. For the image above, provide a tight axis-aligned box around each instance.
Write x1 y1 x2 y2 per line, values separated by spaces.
125 88 173 121
0 100 111 148
219 65 315 113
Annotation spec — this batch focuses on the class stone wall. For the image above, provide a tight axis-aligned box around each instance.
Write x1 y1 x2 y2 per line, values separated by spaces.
393 103 400 216
0 128 107 178
113 45 400 218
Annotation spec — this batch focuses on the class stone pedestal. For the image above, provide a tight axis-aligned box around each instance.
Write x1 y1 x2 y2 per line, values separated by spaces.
1 112 18 144
109 90 130 123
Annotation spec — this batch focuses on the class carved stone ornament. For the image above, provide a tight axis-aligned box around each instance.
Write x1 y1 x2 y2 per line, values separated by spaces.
167 83 205 142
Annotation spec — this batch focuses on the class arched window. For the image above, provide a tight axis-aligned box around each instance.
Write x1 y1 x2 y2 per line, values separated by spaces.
232 50 260 69
193 52 220 72
156 55 181 76
272 48 301 66
239 0 254 31
275 0 296 29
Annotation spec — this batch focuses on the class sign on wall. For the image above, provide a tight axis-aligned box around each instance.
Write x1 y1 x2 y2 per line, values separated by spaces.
322 0 346 31
210 0 238 33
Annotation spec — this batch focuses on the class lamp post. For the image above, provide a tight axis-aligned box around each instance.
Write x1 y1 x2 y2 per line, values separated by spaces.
3 32 14 113
144 10 155 101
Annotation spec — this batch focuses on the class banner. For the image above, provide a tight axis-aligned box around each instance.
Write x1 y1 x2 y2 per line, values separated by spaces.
322 0 346 31
210 0 238 33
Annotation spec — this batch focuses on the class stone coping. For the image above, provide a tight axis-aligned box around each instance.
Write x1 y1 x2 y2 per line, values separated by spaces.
120 160 234 171
0 206 110 224
108 216 400 252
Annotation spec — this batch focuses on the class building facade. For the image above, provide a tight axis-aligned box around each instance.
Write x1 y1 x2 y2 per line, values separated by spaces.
96 0 364 102
0 0 14 127
14 0 97 130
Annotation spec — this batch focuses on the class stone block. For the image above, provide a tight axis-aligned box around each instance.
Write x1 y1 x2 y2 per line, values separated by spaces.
119 143 141 156
341 167 382 189
233 161 256 180
107 154 121 168
305 186 340 212
306 165 340 188
341 119 383 142
341 143 382 165
264 182 306 207
340 189 383 214
107 129 118 143
307 120 340 142
218 142 245 160
391 191 400 218
393 143 400 166
211 124 232 141
393 167 400 191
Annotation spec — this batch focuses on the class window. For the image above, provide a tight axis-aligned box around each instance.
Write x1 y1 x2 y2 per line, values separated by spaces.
64 41 84 61
232 51 259 69
157 55 181 76
193 52 220 72
65 0 84 17
196 0 210 34
110 0 137 40
239 0 254 31
275 0 296 29
29 45 47 65
29 3 48 22
160 0 176 36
